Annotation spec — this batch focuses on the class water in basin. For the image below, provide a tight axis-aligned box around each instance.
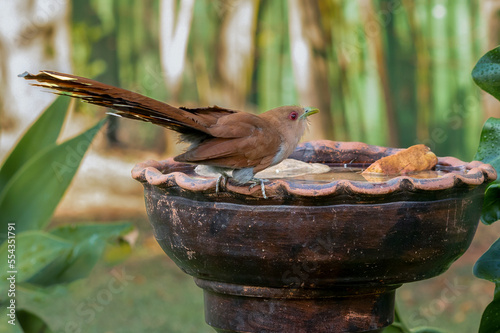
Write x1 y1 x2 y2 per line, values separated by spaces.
194 159 467 184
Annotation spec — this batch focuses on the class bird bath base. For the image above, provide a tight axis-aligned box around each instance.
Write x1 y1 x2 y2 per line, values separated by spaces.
132 141 496 333
197 279 396 333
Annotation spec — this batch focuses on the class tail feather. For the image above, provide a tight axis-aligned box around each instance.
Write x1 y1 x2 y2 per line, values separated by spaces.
19 71 237 138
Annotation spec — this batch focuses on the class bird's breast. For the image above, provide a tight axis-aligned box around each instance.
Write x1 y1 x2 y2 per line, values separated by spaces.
270 143 288 167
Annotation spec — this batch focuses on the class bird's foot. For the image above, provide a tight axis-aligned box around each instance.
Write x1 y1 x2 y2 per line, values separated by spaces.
215 174 228 195
248 178 269 199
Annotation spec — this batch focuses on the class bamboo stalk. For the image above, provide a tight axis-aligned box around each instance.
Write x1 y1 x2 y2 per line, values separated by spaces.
359 0 399 147
287 0 333 141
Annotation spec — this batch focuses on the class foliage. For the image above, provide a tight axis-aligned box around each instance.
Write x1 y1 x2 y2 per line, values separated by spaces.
476 285 500 333
472 47 500 226
0 97 133 332
472 46 500 102
475 241 500 333
0 97 69 190
474 117 500 225
471 46 500 333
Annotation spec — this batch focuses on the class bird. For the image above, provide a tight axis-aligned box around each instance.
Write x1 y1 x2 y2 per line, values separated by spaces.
20 70 319 198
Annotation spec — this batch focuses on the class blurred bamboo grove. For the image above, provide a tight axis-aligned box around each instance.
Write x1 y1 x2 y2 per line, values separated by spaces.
70 0 499 160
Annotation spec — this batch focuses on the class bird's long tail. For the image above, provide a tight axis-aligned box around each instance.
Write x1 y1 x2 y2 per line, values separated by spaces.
19 70 233 136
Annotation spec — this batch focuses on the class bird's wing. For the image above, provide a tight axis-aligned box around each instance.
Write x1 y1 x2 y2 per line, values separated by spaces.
175 113 281 169
175 137 279 169
206 112 265 138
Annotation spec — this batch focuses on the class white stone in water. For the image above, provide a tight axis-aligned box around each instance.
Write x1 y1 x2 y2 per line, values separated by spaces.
195 159 330 179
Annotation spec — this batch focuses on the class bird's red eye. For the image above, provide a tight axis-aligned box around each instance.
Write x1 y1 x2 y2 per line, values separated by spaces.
288 111 298 120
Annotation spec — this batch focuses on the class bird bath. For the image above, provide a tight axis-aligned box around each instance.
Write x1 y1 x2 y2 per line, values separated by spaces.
132 140 496 333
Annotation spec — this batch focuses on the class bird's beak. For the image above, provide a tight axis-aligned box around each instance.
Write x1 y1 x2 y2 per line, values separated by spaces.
300 107 320 119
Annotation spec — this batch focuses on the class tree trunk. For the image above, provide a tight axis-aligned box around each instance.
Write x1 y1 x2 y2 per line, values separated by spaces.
359 0 399 147
481 0 500 120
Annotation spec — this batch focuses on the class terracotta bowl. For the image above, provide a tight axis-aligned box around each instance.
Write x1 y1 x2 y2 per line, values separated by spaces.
132 141 496 333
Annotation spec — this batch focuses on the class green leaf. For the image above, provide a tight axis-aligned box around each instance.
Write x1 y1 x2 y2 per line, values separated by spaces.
18 309 54 333
0 119 106 238
27 222 133 286
50 221 133 244
479 284 500 333
474 117 500 224
0 307 24 333
13 284 68 332
0 96 70 190
472 46 500 102
16 282 69 311
474 238 500 283
475 117 500 169
481 184 500 225
382 325 406 333
32 222 134 285
0 231 72 296
0 223 132 292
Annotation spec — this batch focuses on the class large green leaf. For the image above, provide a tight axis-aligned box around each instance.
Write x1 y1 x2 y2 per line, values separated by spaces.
474 237 500 283
474 117 500 224
481 184 500 225
475 117 500 168
14 283 73 333
18 309 54 333
0 231 72 296
0 119 106 238
475 238 500 332
28 222 133 286
0 307 24 333
12 284 67 333
478 284 500 333
472 46 500 102
0 96 70 190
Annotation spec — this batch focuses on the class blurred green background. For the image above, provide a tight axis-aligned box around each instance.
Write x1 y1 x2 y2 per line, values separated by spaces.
68 0 498 160
1 1 500 333
3 0 500 158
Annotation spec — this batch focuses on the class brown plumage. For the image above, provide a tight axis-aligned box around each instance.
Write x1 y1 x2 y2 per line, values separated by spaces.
20 70 319 195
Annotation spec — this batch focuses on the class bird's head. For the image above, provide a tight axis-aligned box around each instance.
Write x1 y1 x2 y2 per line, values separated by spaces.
260 105 319 146
261 105 319 128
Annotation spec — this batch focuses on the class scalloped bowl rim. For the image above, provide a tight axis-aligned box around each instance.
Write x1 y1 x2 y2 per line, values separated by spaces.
131 140 497 198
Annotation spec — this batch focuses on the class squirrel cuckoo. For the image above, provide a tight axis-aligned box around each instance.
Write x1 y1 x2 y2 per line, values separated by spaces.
20 70 319 198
